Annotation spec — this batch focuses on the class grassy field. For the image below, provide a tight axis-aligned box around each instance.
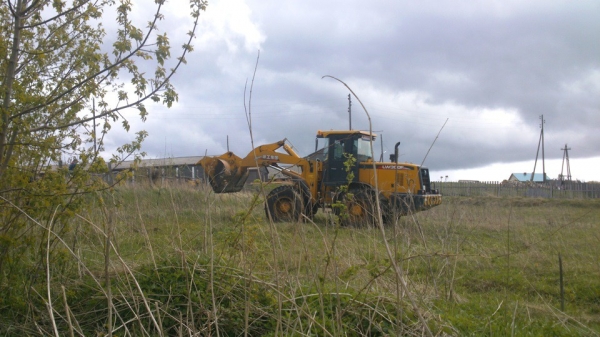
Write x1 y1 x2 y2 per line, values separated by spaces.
2 183 599 336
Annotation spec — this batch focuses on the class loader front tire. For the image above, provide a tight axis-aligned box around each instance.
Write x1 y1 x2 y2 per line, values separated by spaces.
265 186 303 222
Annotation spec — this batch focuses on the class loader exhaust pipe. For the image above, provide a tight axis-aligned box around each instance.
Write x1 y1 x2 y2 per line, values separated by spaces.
389 142 400 163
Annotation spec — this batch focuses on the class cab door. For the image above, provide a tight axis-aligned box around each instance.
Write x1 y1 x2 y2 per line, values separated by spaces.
323 135 359 187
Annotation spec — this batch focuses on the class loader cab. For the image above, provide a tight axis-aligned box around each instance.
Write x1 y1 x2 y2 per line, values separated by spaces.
316 130 375 187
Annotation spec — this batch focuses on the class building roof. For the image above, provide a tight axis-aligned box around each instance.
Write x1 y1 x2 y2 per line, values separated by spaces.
509 172 547 182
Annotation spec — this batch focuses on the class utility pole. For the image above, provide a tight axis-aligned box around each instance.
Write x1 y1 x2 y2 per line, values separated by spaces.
560 144 572 185
531 115 546 182
541 115 546 182
348 93 352 130
379 133 384 161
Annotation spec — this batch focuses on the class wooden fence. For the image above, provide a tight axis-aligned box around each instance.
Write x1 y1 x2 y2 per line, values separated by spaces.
433 181 600 199
100 165 600 199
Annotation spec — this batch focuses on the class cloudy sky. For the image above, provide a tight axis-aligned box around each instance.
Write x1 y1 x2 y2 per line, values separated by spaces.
105 0 600 182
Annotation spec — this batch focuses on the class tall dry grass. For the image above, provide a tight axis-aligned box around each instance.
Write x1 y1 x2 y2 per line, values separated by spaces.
1 183 599 336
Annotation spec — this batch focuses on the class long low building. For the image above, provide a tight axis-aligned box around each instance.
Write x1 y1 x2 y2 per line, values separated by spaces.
109 156 268 184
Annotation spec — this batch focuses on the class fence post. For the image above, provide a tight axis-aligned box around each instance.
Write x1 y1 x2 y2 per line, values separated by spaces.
107 162 114 185
559 253 565 311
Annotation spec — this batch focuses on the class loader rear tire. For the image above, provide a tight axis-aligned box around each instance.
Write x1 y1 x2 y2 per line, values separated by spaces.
346 190 377 227
334 189 377 227
265 186 303 222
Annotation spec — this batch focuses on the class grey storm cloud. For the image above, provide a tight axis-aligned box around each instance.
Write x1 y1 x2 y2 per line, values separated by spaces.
105 0 600 179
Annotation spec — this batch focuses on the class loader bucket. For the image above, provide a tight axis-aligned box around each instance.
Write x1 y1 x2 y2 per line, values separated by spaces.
200 157 249 193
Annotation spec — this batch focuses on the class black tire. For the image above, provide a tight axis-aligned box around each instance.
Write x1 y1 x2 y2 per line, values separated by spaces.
387 194 413 218
265 186 303 222
380 198 395 225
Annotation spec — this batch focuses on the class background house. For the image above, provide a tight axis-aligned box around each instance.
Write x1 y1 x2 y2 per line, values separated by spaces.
508 172 548 183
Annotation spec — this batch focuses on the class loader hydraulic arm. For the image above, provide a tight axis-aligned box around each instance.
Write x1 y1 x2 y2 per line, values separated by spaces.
198 139 313 194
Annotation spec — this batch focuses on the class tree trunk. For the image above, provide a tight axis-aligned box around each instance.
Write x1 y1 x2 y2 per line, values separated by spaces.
0 0 24 178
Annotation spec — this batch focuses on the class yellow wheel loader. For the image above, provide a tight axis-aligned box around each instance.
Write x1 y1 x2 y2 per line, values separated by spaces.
198 130 442 225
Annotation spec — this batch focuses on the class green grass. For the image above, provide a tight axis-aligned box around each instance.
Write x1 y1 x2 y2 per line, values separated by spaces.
2 184 599 336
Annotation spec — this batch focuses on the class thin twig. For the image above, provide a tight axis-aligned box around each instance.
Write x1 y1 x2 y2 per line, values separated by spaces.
420 118 448 167
47 208 60 337
61 285 76 337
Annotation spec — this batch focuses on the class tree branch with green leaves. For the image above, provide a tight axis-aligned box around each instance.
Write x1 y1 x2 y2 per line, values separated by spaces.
0 0 207 290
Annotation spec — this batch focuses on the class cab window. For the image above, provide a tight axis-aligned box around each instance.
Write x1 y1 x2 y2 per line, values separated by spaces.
333 140 344 160
354 137 372 162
